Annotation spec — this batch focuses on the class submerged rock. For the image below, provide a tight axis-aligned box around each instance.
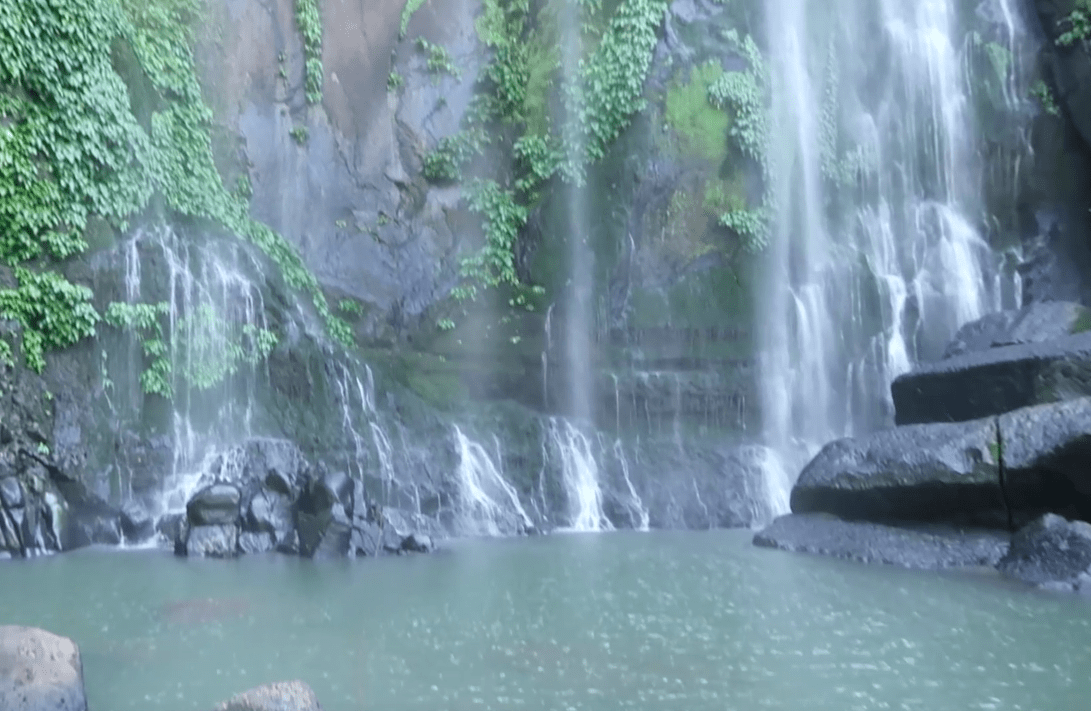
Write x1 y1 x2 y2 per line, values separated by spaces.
997 514 1091 591
212 680 323 711
891 331 1091 425
0 626 88 711
754 514 1010 570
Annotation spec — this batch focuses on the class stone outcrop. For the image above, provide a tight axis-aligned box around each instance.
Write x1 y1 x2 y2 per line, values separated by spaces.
212 680 323 711
997 513 1091 591
757 304 1091 593
891 331 1091 426
0 626 88 711
789 417 1005 525
171 438 434 559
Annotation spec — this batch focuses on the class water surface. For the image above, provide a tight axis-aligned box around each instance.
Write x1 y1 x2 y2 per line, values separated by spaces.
2 531 1088 710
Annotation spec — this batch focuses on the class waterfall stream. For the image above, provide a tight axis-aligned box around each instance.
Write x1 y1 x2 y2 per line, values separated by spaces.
758 0 1030 498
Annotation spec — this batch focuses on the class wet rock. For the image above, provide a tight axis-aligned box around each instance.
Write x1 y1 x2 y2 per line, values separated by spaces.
245 490 295 538
184 524 239 558
789 417 1005 525
1000 397 1091 519
238 531 275 555
942 302 1091 358
120 500 155 543
0 477 23 508
0 625 88 711
401 532 432 553
754 514 1010 570
891 331 1091 425
156 513 185 544
211 679 322 711
997 513 1091 590
187 484 242 526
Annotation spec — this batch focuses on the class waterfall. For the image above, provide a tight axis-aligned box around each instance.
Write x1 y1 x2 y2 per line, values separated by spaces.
453 427 533 536
758 0 1028 496
547 419 613 532
116 226 273 517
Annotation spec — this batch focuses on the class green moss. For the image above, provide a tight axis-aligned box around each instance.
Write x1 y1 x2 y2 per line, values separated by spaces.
664 61 730 159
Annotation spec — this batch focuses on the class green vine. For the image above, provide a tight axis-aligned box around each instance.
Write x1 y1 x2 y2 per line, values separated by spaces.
0 0 350 380
416 38 461 79
430 0 668 326
707 28 771 252
104 301 172 397
295 0 323 104
1058 1 1091 46
400 0 428 39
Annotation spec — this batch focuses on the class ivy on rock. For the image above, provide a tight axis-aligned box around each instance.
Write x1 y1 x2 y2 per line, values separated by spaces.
0 0 349 382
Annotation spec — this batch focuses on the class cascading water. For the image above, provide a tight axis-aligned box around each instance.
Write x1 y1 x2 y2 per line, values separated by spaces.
453 427 533 536
758 0 1028 500
114 226 275 517
547 418 613 532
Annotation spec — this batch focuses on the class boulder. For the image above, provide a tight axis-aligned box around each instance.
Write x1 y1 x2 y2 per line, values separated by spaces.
891 331 1091 425
187 484 242 526
0 626 88 711
754 514 1010 570
212 680 323 711
789 416 1005 525
245 489 295 542
997 514 1091 590
400 532 433 553
120 501 155 543
999 397 1091 520
184 524 239 558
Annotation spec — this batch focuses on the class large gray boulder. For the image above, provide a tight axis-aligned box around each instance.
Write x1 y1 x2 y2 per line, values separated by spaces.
1000 397 1091 519
997 514 1091 591
0 626 87 711
187 484 242 526
789 416 1005 525
891 331 1091 425
212 680 323 711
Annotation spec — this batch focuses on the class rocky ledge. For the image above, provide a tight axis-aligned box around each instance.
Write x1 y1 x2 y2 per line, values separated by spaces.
756 302 1091 593
0 625 324 710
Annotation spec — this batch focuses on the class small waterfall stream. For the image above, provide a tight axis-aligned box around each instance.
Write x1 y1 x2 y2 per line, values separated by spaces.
759 0 1030 497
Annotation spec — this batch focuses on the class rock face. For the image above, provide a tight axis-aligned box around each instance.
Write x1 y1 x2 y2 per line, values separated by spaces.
172 438 434 559
212 680 323 711
997 514 1091 591
0 626 88 711
891 331 1091 425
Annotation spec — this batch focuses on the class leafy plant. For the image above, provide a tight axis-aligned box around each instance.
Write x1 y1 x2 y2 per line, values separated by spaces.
295 0 323 103
416 38 461 78
0 0 350 380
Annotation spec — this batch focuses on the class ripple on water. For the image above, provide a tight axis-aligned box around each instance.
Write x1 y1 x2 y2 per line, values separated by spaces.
2 532 1091 710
